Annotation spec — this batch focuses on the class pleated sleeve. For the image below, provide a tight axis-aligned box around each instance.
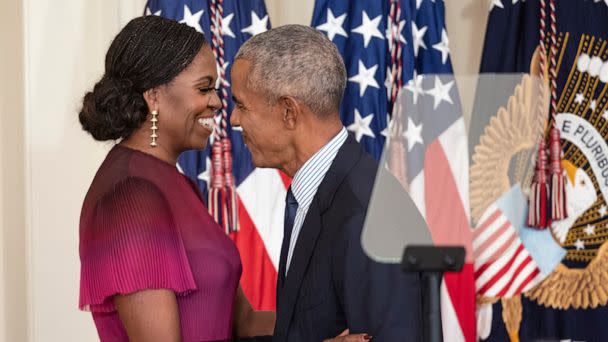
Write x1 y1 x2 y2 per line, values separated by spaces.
79 177 196 313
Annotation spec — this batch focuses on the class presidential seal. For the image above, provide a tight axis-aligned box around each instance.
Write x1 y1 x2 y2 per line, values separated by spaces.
472 31 608 340
526 32 608 310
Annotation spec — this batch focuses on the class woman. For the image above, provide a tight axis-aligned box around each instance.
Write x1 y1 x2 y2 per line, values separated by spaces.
78 16 274 341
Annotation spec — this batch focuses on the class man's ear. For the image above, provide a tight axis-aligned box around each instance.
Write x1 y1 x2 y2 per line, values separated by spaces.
143 88 160 112
281 96 300 130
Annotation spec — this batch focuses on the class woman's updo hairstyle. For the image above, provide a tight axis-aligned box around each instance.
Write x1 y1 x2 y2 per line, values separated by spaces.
79 15 206 141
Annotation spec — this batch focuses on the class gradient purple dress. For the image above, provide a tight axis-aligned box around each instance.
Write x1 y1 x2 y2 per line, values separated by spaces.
79 145 242 342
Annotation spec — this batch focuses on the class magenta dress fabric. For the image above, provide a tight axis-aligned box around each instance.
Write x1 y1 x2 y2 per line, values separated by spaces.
79 145 242 342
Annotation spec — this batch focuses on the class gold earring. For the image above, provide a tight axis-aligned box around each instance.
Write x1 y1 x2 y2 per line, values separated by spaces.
150 110 158 147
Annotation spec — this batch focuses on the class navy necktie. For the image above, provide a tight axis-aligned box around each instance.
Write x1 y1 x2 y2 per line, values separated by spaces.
279 187 298 285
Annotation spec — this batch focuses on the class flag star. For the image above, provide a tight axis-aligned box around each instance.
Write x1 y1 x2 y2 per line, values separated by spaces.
412 22 428 57
590 100 597 111
432 29 450 64
574 93 585 104
179 5 204 33
599 205 607 217
241 12 269 36
316 9 348 41
145 7 162 16
386 19 407 52
584 224 596 236
351 11 384 48
416 0 424 9
603 109 608 121
222 13 236 38
403 117 424 151
405 71 425 104
176 162 185 174
347 109 376 141
512 0 526 3
574 239 585 250
197 157 212 183
349 60 380 97
489 0 504 11
426 76 454 109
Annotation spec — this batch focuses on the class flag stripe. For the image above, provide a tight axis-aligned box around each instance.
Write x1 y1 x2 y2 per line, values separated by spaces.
424 140 475 342
424 140 473 251
438 118 471 223
488 249 531 297
475 237 520 287
473 210 510 250
445 265 476 342
231 196 277 310
477 244 525 294
472 208 502 240
475 227 517 268
473 219 513 260
238 168 287 270
502 258 539 297
441 279 466 342
512 267 541 295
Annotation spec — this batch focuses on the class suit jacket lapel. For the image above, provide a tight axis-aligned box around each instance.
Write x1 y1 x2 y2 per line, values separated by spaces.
275 135 365 337
275 199 323 337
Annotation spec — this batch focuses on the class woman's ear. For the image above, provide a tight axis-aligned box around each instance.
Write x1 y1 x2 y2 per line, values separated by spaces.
281 96 299 130
143 88 159 112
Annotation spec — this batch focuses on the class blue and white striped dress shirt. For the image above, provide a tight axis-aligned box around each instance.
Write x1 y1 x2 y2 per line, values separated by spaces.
285 127 348 274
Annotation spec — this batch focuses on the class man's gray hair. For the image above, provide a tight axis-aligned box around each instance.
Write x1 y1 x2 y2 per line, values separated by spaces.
235 24 347 117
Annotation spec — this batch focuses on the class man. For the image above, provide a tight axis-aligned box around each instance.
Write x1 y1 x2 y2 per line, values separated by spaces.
230 25 423 342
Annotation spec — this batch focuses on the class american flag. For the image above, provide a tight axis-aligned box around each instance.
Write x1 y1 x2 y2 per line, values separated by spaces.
145 0 281 311
312 0 475 341
473 186 545 298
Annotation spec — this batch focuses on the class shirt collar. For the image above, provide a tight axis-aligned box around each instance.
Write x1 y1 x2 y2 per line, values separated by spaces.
290 127 348 208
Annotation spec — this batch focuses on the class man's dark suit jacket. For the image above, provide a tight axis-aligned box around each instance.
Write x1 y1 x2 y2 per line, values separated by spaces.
271 134 423 342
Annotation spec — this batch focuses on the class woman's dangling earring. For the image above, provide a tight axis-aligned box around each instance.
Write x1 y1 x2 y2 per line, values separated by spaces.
150 109 158 147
